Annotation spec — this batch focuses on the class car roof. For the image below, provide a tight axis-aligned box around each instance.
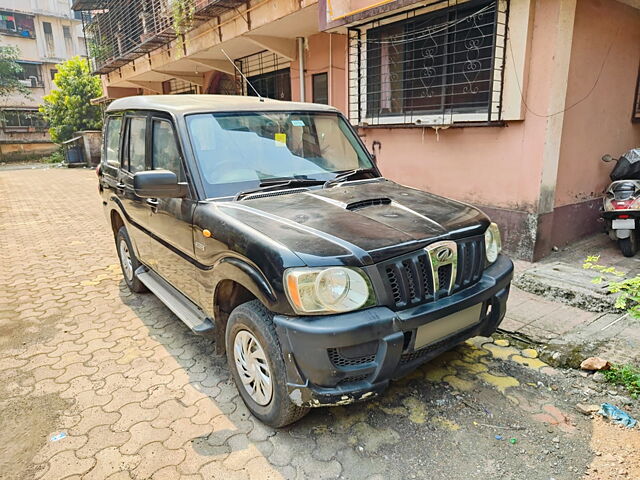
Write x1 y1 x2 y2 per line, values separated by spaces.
106 94 340 115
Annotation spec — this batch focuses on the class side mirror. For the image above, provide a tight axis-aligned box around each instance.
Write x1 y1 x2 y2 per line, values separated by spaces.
602 154 614 163
133 170 188 198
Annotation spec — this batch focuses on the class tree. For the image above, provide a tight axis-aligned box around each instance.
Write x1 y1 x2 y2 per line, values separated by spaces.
39 56 103 143
0 45 29 98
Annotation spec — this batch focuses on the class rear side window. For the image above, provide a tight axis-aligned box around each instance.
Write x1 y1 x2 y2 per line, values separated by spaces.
104 116 122 167
127 117 147 173
152 119 183 181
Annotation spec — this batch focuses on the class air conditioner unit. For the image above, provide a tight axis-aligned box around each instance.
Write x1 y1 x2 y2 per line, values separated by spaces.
18 79 32 87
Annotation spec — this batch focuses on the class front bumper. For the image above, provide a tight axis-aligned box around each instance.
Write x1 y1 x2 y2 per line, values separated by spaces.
273 254 513 407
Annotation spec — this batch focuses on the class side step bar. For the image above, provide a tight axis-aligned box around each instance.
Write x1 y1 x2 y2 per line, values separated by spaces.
135 266 215 338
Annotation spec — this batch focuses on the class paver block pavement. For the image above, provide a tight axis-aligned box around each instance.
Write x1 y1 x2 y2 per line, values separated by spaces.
2 168 636 480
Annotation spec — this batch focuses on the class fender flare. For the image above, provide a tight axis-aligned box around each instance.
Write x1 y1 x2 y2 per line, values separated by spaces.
211 256 278 308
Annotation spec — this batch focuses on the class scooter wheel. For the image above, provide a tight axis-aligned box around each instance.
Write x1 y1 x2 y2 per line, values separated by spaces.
618 235 637 257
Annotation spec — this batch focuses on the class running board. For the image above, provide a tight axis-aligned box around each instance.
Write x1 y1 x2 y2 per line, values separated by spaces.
135 266 215 337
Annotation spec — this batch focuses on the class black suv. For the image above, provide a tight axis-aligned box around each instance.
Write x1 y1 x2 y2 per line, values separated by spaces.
98 95 513 427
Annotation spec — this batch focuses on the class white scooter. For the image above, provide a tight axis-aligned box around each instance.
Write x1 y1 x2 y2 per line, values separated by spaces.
602 148 640 257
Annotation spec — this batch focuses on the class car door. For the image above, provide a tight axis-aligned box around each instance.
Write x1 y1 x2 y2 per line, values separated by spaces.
117 113 154 265
146 115 199 302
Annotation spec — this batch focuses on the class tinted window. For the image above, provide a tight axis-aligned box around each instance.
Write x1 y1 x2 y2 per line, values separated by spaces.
104 116 122 167
152 119 183 180
127 117 146 173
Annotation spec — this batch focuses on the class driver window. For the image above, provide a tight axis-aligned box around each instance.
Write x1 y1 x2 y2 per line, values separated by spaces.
152 119 184 181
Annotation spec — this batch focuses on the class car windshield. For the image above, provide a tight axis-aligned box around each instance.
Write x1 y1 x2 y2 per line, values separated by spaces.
186 111 375 198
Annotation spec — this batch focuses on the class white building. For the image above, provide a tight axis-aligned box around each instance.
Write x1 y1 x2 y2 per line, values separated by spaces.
0 0 85 160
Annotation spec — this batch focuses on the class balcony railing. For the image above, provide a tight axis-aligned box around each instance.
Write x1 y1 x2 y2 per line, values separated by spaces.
72 0 247 75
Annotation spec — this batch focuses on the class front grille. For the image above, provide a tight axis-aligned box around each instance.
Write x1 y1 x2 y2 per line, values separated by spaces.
455 236 485 289
380 236 484 310
328 346 376 367
384 252 434 309
337 374 370 385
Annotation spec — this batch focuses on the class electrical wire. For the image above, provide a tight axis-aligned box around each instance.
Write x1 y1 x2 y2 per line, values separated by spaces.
349 2 495 46
506 24 617 118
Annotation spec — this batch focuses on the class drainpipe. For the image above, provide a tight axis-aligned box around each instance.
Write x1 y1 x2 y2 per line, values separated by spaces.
297 37 305 102
328 33 332 105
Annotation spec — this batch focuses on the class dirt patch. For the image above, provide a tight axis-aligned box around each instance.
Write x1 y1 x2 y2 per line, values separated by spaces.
583 417 640 479
0 314 60 350
0 393 71 480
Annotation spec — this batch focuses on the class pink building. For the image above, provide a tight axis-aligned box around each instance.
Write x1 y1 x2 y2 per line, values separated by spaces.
75 0 640 260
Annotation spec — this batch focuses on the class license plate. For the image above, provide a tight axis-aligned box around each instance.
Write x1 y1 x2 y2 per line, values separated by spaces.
612 219 635 229
414 304 483 350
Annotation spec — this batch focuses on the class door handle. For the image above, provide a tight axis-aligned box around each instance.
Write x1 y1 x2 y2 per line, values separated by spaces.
146 198 159 208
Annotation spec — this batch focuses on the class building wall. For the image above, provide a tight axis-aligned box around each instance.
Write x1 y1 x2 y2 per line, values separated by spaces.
290 32 348 112
554 0 640 205
546 0 640 248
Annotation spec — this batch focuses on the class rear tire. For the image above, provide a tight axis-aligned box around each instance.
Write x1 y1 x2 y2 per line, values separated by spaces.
116 226 148 293
618 230 638 257
225 300 309 427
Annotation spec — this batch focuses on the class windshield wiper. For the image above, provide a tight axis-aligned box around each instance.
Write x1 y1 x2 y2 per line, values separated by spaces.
323 168 375 189
234 178 324 201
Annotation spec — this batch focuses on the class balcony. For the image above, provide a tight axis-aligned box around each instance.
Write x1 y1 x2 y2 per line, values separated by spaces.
72 0 248 75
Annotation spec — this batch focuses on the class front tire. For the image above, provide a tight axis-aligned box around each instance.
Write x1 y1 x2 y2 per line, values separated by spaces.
618 231 637 257
116 226 148 293
226 300 309 427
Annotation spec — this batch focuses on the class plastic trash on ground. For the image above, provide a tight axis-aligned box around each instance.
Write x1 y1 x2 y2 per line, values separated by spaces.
597 403 637 428
50 432 67 442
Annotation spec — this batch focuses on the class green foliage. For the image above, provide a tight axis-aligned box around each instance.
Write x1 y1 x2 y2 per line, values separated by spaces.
0 45 30 98
39 57 103 144
583 255 640 318
603 364 640 398
46 150 64 164
172 0 195 55
87 38 111 62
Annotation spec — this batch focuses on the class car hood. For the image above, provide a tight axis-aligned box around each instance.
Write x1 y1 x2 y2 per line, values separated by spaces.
213 179 490 266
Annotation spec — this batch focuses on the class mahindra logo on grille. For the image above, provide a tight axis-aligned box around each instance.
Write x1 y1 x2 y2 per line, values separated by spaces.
435 247 453 263
426 241 458 299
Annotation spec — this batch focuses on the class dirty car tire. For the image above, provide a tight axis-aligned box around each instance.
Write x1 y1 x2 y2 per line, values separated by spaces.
226 300 309 427
116 226 148 293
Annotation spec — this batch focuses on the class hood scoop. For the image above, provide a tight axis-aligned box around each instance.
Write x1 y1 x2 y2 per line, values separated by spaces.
345 197 392 211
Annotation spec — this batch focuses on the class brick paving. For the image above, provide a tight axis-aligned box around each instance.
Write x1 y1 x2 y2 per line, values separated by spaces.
0 168 614 480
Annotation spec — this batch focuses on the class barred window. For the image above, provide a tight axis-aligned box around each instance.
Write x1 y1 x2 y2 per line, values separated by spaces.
1 109 47 130
235 51 291 101
349 0 507 126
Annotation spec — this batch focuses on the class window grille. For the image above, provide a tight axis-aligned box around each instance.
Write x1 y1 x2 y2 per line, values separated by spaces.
1 109 48 130
16 62 43 87
166 78 199 94
348 0 508 126
234 50 291 101
0 11 35 37
313 72 329 104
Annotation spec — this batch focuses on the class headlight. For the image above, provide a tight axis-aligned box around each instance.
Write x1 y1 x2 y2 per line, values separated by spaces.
284 267 375 314
484 222 502 264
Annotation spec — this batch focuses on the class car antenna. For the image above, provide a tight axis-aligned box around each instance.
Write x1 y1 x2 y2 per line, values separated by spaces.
220 48 264 102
